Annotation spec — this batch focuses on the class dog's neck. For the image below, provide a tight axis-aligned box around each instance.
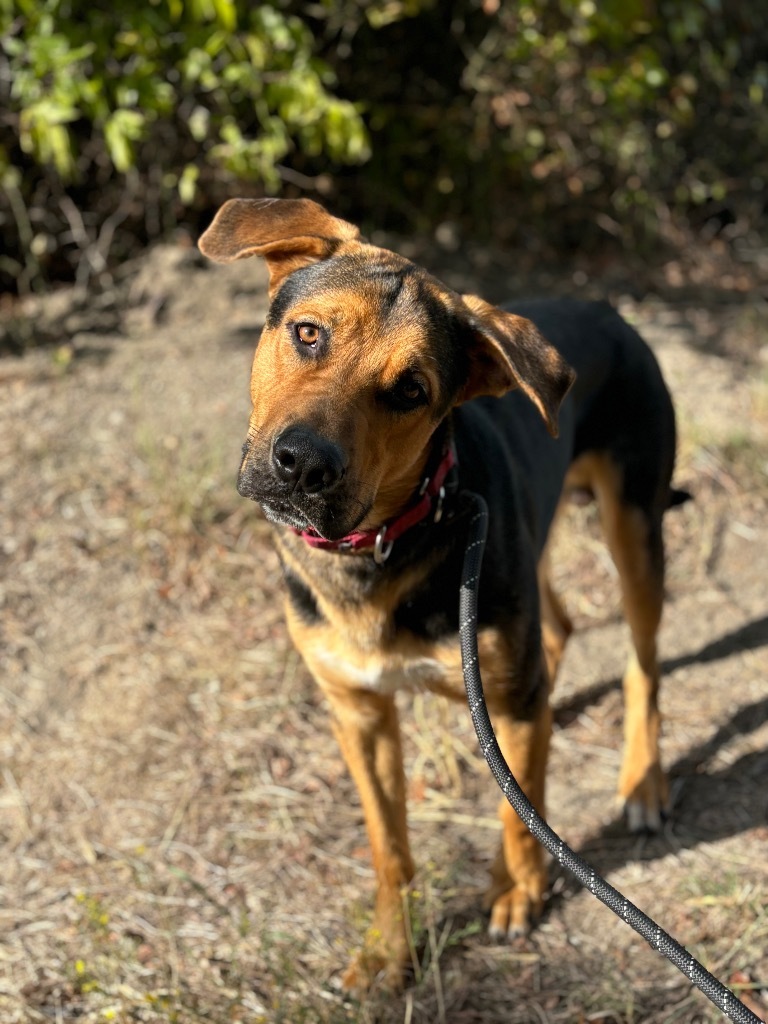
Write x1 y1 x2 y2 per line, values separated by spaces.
369 418 452 521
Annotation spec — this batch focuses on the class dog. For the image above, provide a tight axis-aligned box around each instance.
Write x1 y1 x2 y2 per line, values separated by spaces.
198 198 685 992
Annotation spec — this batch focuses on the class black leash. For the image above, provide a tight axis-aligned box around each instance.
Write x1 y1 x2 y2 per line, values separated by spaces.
458 490 762 1024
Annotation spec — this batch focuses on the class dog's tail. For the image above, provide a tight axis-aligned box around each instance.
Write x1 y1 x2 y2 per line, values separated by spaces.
666 486 693 510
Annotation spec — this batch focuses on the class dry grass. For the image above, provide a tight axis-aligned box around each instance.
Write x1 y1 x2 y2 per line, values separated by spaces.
1 245 767 1023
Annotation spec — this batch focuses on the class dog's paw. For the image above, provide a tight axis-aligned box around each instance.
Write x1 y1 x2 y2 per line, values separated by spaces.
623 795 669 832
340 946 406 996
486 882 543 942
339 920 410 996
619 763 669 832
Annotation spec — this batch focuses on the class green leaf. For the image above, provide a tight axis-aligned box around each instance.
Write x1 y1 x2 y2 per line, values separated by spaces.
178 162 199 204
104 109 146 172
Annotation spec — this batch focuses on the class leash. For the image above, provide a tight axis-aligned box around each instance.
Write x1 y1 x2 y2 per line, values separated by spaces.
458 490 762 1024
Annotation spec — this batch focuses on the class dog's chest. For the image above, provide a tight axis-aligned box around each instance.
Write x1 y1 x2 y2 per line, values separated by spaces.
279 536 484 697
312 643 448 695
294 613 511 704
281 581 458 695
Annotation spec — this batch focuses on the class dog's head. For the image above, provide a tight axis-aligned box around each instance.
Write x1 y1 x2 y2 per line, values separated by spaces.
199 198 575 541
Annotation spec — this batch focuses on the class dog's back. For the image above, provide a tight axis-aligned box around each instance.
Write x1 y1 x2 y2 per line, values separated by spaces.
455 298 677 558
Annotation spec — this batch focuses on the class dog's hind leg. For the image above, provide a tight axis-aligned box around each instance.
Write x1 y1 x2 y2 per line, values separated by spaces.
538 536 573 690
591 456 669 832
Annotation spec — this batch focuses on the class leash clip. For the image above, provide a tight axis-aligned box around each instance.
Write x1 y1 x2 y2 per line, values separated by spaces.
373 525 394 565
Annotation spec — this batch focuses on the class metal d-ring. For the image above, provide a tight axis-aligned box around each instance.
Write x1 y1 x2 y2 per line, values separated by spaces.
373 525 394 565
433 485 446 523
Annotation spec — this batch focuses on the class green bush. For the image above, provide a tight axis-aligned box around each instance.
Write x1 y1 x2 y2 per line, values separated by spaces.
0 0 369 291
310 0 768 247
1 0 767 295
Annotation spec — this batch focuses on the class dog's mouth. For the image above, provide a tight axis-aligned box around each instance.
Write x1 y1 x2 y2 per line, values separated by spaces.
236 428 376 540
261 495 370 541
238 471 370 541
257 496 313 532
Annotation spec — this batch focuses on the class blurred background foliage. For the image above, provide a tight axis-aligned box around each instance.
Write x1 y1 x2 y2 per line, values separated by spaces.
1 0 767 294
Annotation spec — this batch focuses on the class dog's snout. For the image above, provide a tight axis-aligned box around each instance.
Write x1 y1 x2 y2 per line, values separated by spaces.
272 427 346 495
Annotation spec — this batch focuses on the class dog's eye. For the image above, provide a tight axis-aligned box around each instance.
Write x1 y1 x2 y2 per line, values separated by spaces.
399 380 424 401
386 374 428 411
295 323 320 346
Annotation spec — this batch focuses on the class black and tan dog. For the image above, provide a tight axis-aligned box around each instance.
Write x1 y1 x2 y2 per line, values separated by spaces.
199 198 684 991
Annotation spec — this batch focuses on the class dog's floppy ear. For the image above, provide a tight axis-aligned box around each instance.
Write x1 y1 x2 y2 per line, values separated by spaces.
459 294 576 437
198 198 360 293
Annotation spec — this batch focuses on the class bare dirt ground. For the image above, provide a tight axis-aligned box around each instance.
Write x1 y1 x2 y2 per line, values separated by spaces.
1 236 767 1024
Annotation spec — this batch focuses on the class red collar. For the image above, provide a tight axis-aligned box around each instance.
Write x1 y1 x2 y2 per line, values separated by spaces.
292 443 456 564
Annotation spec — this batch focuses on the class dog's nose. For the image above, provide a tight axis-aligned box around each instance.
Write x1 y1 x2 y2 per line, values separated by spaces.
272 427 346 494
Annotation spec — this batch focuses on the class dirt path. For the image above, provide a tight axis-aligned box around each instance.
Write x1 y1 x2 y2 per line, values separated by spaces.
1 244 766 1023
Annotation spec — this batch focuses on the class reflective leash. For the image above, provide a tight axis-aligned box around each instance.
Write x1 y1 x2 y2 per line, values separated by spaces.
458 490 762 1024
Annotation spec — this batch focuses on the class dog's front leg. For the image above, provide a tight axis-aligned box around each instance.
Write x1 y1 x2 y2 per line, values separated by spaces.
322 683 415 992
